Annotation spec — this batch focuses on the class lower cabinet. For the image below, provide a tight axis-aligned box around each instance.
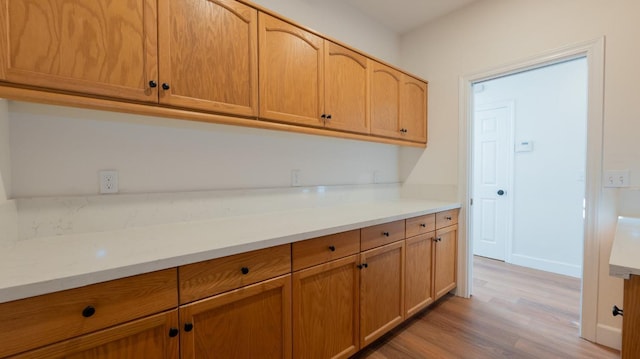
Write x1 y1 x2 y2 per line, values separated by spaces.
12 310 179 359
292 255 360 359
179 274 292 359
434 224 458 300
622 275 640 358
359 240 405 347
405 232 435 317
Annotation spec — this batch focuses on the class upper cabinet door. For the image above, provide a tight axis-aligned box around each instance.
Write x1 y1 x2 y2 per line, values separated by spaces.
259 13 324 127
400 75 428 143
0 0 158 102
369 61 401 138
324 41 369 134
158 0 258 117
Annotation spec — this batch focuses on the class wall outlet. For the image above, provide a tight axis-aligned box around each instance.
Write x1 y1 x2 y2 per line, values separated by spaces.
99 170 119 194
291 169 301 187
604 170 629 188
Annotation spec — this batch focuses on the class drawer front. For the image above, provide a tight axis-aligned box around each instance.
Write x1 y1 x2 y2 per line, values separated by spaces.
406 214 436 238
0 269 177 358
292 230 360 271
436 209 459 229
361 220 405 251
179 244 291 304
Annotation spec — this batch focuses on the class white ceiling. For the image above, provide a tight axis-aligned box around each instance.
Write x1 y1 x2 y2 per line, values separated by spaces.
344 0 481 34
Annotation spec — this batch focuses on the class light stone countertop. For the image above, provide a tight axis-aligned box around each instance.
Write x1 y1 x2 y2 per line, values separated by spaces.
610 216 640 279
0 198 459 304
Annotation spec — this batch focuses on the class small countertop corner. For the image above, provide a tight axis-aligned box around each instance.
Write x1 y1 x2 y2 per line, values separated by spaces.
610 216 640 279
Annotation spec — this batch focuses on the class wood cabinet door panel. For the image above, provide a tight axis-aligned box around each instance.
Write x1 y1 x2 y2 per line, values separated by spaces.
180 274 292 359
623 275 640 358
405 233 435 317
324 41 369 134
0 0 158 102
360 241 405 347
158 0 258 116
434 224 457 300
400 75 428 143
370 61 401 138
12 310 179 359
259 13 324 127
293 255 359 359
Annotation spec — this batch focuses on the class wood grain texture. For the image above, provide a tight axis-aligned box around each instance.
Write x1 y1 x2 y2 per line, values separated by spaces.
405 214 436 238
400 75 428 143
158 0 258 116
323 41 369 134
292 255 360 359
623 275 640 358
436 208 459 229
356 256 619 359
434 224 457 300
10 310 179 359
369 61 402 139
259 12 324 126
360 241 405 347
0 269 177 358
178 244 291 304
361 220 405 251
0 0 158 102
292 230 360 271
180 274 292 359
405 233 435 317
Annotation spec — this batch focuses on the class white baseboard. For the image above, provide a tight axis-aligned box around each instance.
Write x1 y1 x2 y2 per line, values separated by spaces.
595 323 621 351
509 253 582 278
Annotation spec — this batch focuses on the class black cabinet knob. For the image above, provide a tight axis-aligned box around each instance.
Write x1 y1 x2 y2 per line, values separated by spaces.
162 83 170 90
357 263 368 269
497 189 505 196
148 80 157 88
419 223 427 228
613 305 624 317
241 267 249 275
326 114 332 120
382 231 390 237
321 114 326 119
169 328 179 337
357 264 363 269
184 323 194 332
436 237 442 242
363 263 368 268
82 306 96 318
328 245 336 252
445 216 452 221
400 128 408 133
432 237 438 242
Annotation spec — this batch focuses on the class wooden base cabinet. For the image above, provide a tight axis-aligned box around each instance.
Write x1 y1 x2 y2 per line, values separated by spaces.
405 232 435 317
434 224 458 300
359 240 405 347
292 255 360 359
180 274 292 359
622 275 640 358
10 311 179 359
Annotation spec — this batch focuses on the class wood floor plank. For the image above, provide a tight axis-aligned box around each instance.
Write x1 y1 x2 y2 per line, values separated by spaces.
353 256 619 359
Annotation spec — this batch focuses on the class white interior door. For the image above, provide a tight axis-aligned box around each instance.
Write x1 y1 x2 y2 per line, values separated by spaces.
472 101 513 261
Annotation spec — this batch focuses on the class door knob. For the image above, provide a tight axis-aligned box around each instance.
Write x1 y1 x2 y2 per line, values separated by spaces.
497 189 505 196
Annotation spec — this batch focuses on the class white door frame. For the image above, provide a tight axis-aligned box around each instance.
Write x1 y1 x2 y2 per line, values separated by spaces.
456 37 605 342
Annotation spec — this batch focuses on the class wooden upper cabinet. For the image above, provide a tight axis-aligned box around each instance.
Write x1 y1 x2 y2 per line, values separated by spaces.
324 41 369 134
158 0 258 116
400 74 428 143
370 61 402 138
0 0 158 102
259 13 324 127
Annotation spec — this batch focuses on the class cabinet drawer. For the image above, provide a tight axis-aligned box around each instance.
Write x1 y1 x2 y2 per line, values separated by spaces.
0 269 177 358
179 244 291 304
292 230 360 271
361 220 405 251
436 209 459 229
406 214 436 238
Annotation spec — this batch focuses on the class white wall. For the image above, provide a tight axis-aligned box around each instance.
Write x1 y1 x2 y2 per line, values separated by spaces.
399 0 640 348
9 102 399 197
0 99 11 200
474 58 588 277
250 0 399 65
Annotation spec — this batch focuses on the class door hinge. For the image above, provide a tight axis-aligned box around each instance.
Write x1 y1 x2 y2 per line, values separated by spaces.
470 198 473 206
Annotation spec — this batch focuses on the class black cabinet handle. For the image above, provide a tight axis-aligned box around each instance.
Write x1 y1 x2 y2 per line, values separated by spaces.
357 264 363 269
328 245 336 252
241 267 249 275
321 114 326 119
326 114 332 120
613 305 624 317
432 237 437 242
363 263 368 268
169 328 179 337
82 306 96 318
382 231 390 237
357 263 368 269
184 323 194 332
435 237 442 242
445 216 452 221
400 128 408 133
148 80 157 88
419 223 427 228
162 83 170 90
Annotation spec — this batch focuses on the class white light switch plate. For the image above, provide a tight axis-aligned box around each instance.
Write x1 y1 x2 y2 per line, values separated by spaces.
604 170 629 188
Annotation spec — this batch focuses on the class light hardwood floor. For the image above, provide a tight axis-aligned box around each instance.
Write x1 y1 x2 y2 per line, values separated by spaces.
354 256 620 359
